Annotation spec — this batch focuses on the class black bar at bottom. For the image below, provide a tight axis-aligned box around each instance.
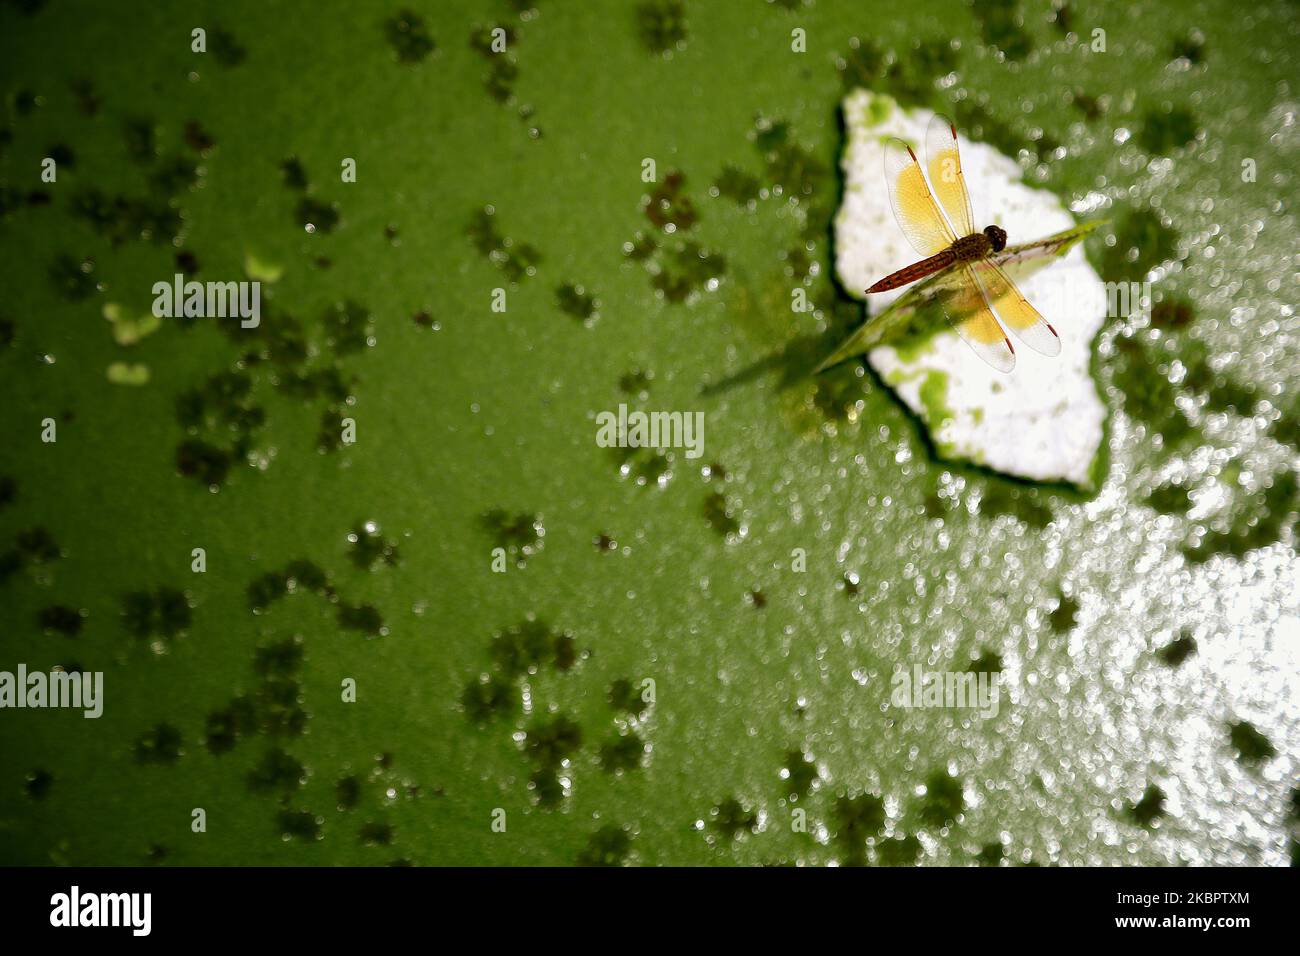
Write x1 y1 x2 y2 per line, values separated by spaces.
0 865 1281 941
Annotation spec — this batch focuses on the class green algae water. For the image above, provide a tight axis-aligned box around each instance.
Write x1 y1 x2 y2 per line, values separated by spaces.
0 0 1297 867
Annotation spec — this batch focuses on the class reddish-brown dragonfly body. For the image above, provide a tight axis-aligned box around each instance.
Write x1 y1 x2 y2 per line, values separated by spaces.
867 226 1007 293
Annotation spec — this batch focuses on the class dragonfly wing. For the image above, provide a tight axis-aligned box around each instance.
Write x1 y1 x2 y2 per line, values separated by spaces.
925 114 975 238
930 264 1016 373
969 257 1061 356
883 137 958 257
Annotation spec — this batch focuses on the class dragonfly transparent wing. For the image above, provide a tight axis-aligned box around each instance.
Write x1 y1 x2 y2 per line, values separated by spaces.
925 114 975 238
930 263 1017 372
883 136 958 257
970 257 1061 356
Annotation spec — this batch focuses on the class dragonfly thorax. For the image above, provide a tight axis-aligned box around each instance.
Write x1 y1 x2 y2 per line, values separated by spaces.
953 225 1006 262
952 232 993 262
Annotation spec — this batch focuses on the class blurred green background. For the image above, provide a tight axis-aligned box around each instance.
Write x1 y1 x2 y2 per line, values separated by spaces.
0 0 1296 865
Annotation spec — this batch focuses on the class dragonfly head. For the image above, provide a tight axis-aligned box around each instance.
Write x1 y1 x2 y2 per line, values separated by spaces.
984 224 1007 252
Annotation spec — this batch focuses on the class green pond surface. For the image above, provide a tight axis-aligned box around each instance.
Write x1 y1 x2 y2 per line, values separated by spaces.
0 0 1297 865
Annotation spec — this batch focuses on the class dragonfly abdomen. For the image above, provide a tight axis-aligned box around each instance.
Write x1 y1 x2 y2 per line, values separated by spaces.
866 248 956 293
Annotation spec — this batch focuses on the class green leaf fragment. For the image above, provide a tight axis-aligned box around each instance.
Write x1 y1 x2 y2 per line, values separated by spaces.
243 251 284 283
107 361 150 386
102 302 161 346
918 370 955 452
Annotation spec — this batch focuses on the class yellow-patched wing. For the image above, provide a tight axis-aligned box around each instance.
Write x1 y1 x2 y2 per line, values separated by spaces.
969 257 1061 356
883 137 957 257
925 114 975 238
930 264 1016 373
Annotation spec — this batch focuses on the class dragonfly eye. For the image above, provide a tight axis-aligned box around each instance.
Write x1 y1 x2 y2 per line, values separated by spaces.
984 225 1007 252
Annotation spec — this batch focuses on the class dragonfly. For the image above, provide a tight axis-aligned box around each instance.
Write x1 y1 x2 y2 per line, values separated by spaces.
866 114 1060 372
